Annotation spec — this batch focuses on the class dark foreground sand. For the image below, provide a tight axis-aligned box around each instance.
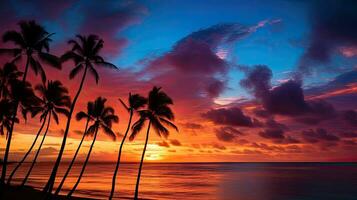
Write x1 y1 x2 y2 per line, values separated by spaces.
2 185 95 200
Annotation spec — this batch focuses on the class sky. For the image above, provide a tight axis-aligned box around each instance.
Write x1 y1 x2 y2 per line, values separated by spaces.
1 0 357 162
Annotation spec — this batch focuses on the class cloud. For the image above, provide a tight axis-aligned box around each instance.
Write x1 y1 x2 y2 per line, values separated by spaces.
0 0 147 56
258 119 300 144
298 0 357 74
259 128 284 139
140 21 274 116
342 110 357 126
240 65 337 124
211 143 226 150
181 122 203 130
157 141 170 148
302 128 340 143
215 126 244 142
170 139 182 146
202 107 256 127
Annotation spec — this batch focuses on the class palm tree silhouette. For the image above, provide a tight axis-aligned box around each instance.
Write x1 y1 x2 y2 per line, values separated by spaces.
7 80 70 185
0 20 60 184
109 93 147 200
130 87 178 200
0 63 23 99
43 34 117 194
0 99 17 138
67 97 118 198
54 102 94 195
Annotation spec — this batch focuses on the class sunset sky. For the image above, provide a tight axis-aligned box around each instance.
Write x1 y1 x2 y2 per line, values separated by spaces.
1 0 357 162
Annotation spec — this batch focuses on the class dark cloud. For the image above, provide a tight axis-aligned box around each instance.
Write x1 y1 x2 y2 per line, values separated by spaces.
259 128 284 139
170 139 182 146
142 22 273 112
215 126 244 142
241 65 336 124
181 122 203 129
0 0 147 56
298 0 357 74
211 143 226 150
342 110 357 127
202 107 256 127
258 119 300 144
302 128 340 143
157 141 170 148
339 131 357 138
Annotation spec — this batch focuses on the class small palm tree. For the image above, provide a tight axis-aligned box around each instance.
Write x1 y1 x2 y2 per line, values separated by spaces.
0 20 61 82
44 34 117 194
0 63 23 99
109 93 147 200
7 80 70 185
67 97 118 198
0 20 60 184
131 87 178 200
54 102 94 195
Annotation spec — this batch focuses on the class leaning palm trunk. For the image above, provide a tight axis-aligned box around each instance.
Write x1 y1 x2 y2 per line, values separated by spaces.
109 110 133 200
54 119 90 195
44 65 88 194
21 112 51 187
1 56 30 184
7 113 48 184
134 121 151 200
67 126 98 198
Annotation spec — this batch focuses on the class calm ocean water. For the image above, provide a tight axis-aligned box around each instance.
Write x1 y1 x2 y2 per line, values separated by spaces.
4 162 357 200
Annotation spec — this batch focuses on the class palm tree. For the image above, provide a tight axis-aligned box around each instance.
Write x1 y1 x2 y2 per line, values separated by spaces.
0 20 60 184
7 80 70 185
0 63 23 99
43 34 117 194
67 97 118 198
0 99 17 138
109 93 147 199
130 87 178 200
54 102 94 195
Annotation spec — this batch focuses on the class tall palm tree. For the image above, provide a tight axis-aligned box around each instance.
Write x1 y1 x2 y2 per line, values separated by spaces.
43 34 117 194
0 63 23 99
0 20 61 184
109 93 147 200
130 87 178 200
7 80 70 185
54 102 94 195
67 97 118 198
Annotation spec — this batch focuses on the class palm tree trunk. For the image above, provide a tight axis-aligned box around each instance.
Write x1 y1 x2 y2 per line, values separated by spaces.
1 55 30 185
67 126 98 198
54 119 90 195
134 121 151 200
21 112 51 186
43 65 88 194
109 109 133 200
7 113 48 185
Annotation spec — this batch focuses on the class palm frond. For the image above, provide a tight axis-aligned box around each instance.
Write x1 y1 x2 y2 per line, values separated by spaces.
130 117 146 141
88 65 99 84
76 111 90 121
0 48 22 56
2 30 25 47
52 111 59 124
151 116 169 138
119 98 129 112
54 106 70 117
69 64 84 79
38 52 61 69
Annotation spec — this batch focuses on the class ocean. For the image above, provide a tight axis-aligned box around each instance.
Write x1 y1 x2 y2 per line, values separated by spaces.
4 162 357 200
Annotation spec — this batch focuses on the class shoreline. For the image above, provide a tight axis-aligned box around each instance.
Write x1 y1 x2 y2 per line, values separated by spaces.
2 185 94 200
